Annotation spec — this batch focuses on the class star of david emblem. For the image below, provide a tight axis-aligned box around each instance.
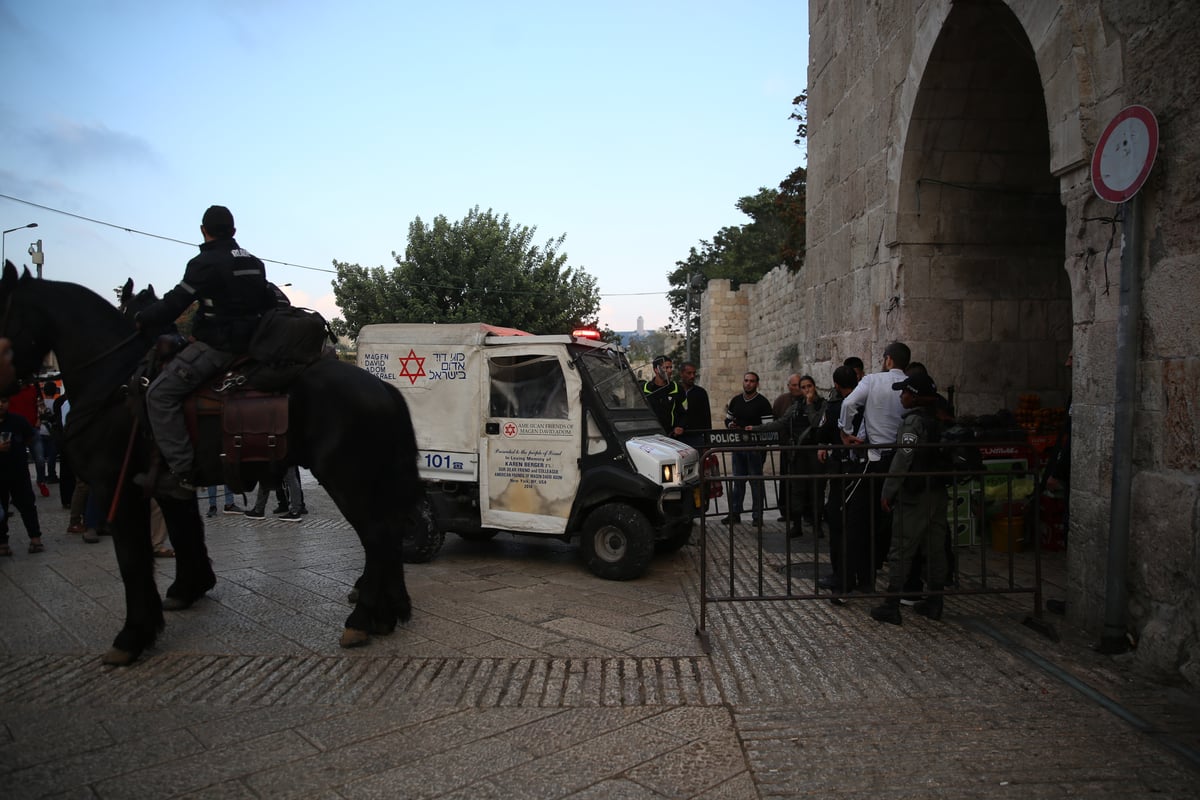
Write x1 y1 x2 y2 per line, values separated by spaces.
397 349 426 385
503 422 518 437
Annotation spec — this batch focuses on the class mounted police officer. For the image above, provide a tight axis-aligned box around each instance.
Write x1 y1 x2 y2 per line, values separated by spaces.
135 205 276 499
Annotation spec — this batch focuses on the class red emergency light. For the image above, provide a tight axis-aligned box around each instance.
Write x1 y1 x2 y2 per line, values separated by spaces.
572 328 601 340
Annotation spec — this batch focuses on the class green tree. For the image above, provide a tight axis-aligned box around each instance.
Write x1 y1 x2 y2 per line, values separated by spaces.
666 175 806 358
331 206 600 339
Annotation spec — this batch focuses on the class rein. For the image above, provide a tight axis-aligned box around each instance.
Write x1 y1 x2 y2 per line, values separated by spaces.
73 331 142 372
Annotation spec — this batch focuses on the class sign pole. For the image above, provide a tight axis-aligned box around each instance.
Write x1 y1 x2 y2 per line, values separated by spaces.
1089 105 1157 654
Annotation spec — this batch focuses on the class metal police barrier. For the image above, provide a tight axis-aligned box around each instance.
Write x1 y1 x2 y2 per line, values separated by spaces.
692 439 1057 652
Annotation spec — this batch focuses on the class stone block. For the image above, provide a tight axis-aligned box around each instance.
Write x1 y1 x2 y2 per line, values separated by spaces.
903 297 963 341
1163 358 1200 471
991 300 1021 340
962 300 992 341
1131 471 1199 605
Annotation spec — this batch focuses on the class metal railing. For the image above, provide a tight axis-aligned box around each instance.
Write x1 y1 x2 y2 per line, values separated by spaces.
691 437 1057 651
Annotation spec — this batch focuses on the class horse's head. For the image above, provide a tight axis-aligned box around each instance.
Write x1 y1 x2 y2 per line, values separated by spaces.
0 261 56 390
118 280 177 340
118 278 159 319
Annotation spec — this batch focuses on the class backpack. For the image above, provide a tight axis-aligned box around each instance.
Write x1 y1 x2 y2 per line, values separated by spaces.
940 424 984 476
244 306 334 391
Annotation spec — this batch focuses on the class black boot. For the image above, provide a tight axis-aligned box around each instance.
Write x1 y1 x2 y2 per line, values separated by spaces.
914 583 944 621
870 593 902 625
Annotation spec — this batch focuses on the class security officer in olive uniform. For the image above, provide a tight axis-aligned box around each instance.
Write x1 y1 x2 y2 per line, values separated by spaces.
871 372 949 624
136 205 276 498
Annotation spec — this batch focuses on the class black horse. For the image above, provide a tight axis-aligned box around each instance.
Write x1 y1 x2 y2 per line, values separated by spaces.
0 263 423 665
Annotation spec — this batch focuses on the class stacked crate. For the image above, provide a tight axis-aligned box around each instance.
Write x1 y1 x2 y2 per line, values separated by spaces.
947 479 981 546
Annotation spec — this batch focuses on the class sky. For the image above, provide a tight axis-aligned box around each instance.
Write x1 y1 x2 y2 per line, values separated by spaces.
0 0 808 333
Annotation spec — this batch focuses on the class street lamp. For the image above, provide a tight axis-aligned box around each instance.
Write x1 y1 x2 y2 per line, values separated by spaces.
2 222 37 267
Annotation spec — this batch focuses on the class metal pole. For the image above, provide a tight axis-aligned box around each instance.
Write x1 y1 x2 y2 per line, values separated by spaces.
2 222 38 266
1100 195 1141 654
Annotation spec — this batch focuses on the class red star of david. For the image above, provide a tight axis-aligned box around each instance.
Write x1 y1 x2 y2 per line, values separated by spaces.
503 422 518 437
396 349 426 384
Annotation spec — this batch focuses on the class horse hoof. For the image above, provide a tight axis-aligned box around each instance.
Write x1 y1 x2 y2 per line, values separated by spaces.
371 621 397 636
162 596 196 611
101 647 137 666
339 628 370 648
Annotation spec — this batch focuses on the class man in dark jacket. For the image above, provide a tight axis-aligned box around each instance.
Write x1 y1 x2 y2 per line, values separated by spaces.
816 365 860 592
641 355 684 435
135 206 275 498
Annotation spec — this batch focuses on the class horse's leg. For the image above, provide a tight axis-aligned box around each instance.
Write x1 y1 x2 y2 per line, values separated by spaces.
158 495 214 609
321 484 411 648
104 488 163 666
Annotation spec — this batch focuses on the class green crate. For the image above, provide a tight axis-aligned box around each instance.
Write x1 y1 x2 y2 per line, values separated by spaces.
981 458 1028 489
949 516 978 547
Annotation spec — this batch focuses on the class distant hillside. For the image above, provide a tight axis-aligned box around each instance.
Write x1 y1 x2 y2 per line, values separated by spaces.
613 330 648 347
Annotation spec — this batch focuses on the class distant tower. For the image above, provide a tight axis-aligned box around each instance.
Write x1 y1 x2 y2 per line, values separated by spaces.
637 316 645 335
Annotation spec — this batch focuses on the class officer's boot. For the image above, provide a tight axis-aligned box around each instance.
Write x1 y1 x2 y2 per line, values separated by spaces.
914 583 944 621
870 585 903 625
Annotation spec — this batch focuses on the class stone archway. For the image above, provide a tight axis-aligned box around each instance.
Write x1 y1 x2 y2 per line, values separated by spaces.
892 0 1071 415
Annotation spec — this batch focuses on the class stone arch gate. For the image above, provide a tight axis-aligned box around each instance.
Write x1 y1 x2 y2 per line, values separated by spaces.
891 0 1072 415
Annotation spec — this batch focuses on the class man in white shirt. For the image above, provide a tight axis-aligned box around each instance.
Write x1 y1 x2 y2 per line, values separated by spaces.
835 341 911 591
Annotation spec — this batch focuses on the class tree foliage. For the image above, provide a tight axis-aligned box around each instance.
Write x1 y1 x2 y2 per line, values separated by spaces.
331 206 600 339
666 172 807 357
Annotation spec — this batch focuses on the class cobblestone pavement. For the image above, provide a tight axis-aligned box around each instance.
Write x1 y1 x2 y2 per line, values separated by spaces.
1 472 1198 798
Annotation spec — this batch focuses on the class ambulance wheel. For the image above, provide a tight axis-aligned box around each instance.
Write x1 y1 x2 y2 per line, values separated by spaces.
655 519 694 554
580 503 654 580
401 498 444 563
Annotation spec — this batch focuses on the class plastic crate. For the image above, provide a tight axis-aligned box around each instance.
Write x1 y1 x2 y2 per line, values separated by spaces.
949 516 978 547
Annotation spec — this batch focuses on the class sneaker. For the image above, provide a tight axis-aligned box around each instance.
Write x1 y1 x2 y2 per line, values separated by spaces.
82 529 100 544
719 514 742 524
900 597 923 607
270 504 288 515
223 504 244 515
298 506 309 515
67 521 87 533
244 509 265 518
277 511 303 522
206 505 218 518
38 482 50 497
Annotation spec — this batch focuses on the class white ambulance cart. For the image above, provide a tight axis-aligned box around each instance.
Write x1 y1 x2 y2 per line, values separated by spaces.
357 323 701 580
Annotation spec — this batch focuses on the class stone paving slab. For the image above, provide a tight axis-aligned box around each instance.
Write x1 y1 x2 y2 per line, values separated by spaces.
1 470 1199 797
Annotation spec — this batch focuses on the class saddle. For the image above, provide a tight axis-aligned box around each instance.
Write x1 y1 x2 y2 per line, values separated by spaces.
133 307 331 494
131 338 293 495
185 373 289 493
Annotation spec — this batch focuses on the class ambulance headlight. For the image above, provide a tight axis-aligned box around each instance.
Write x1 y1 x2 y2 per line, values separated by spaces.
662 464 675 484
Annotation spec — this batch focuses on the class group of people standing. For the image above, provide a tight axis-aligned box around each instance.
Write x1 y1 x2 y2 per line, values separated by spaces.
640 341 956 626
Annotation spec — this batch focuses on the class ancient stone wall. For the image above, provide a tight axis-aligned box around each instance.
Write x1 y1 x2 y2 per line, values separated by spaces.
761 0 1200 683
